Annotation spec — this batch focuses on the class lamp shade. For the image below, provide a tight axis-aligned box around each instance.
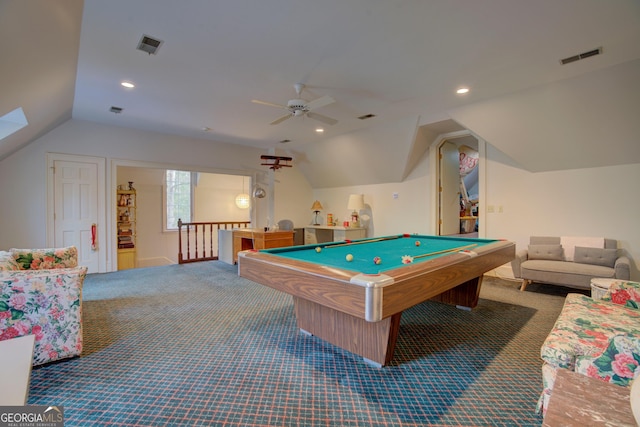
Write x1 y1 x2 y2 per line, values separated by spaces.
311 200 323 211
235 193 250 209
347 194 365 211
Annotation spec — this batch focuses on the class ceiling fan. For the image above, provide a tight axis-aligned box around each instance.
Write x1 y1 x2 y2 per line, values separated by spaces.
252 83 338 126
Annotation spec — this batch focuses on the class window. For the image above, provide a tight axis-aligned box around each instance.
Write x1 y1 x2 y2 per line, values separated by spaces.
165 170 193 230
0 107 28 141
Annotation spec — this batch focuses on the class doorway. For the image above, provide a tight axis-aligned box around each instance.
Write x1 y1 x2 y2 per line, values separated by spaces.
115 166 252 270
47 153 106 273
436 135 480 236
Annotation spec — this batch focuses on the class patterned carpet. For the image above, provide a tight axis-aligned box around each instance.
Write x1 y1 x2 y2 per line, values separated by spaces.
27 262 568 426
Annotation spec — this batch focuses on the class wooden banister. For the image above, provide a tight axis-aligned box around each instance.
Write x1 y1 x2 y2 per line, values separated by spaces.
178 219 250 264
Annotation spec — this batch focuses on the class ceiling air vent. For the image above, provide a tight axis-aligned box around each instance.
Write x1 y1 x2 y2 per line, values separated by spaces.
110 106 123 114
137 35 163 55
560 47 602 65
358 114 376 120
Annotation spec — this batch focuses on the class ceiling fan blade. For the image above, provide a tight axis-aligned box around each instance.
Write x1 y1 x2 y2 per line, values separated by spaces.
252 99 287 109
307 112 338 126
305 95 335 111
270 114 292 125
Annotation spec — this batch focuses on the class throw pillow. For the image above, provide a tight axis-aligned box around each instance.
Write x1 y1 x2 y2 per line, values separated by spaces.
0 251 21 271
10 246 78 270
573 246 617 268
575 335 640 386
527 244 564 261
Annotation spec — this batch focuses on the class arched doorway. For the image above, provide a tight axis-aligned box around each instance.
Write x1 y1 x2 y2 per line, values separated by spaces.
432 132 483 236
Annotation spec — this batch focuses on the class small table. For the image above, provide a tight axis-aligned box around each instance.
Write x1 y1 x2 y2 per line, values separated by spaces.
543 369 636 426
232 228 294 264
0 334 36 405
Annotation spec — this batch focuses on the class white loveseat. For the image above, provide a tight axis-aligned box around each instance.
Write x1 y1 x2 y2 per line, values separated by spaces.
511 236 630 292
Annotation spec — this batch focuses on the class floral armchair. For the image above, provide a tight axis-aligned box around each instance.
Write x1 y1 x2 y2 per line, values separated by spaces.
538 280 640 413
0 247 87 365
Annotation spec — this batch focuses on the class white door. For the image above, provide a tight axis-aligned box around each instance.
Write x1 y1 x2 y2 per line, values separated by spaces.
48 155 105 273
439 141 460 236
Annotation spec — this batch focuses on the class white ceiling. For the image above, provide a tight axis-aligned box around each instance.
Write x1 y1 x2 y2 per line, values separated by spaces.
2 0 640 183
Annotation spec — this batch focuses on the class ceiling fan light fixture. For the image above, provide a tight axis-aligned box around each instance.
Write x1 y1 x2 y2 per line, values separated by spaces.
253 83 338 126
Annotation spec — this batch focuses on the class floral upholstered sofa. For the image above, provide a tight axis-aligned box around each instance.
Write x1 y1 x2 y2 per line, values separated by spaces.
538 280 640 414
0 246 87 365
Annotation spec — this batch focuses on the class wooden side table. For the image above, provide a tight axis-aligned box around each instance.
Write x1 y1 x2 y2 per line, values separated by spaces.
0 334 36 405
543 369 636 426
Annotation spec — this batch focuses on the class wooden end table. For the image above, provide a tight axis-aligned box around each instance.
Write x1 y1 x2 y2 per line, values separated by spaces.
543 368 636 426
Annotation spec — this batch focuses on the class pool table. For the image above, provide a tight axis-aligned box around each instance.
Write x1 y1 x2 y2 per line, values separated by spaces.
238 234 515 367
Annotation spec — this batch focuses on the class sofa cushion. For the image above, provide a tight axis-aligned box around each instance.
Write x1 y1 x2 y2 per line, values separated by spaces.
0 251 21 271
521 260 615 277
574 335 640 386
574 246 617 268
0 266 87 365
540 293 640 370
10 246 78 270
528 244 564 261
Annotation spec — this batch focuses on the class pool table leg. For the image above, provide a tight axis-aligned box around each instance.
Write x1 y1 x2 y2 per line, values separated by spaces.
293 296 402 367
430 275 483 309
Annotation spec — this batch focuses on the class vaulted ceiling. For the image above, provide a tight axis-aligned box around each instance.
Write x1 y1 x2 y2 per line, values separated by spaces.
2 0 639 187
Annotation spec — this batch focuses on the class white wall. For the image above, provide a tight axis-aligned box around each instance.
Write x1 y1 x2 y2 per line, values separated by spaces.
313 142 640 281
1 118 638 280
483 145 640 278
0 119 313 269
312 153 432 238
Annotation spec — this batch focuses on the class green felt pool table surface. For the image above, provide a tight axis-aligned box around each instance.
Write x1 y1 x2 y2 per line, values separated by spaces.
261 234 500 274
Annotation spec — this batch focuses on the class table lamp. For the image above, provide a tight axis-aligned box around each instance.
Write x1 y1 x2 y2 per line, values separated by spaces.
347 194 365 227
311 200 323 225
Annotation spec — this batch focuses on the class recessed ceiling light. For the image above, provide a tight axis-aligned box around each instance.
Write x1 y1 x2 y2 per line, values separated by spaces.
456 87 469 94
315 128 324 133
202 127 211 132
121 81 135 89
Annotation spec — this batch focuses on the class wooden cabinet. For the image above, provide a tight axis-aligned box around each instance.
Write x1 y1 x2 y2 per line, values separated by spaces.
117 189 136 270
232 229 294 264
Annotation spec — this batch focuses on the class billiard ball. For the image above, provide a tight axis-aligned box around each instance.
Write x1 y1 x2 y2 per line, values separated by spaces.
373 256 381 265
346 254 354 262
415 241 421 247
315 247 322 253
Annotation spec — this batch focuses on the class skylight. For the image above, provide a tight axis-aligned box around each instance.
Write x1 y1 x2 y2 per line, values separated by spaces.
0 107 28 141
